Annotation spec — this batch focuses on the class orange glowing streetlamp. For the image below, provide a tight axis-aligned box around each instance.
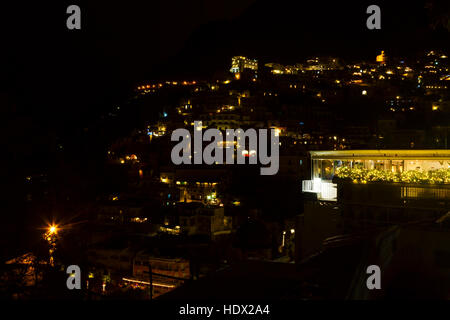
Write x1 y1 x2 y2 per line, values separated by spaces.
48 225 58 235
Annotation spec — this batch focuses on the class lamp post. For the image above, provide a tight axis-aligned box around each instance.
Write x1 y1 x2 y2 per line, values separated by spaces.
44 224 59 267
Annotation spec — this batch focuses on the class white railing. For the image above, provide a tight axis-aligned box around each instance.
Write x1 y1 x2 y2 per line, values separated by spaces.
320 181 337 200
302 179 316 192
302 179 337 201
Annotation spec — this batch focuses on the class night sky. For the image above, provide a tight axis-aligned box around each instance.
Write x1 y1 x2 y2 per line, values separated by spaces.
1 0 449 174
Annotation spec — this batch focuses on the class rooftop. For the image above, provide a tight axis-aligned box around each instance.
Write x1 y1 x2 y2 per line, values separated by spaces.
310 149 450 160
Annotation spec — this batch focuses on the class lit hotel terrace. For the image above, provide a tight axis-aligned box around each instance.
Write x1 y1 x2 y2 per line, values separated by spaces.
302 150 450 202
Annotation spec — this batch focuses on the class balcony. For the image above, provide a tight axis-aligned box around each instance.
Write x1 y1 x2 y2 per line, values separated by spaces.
336 180 450 210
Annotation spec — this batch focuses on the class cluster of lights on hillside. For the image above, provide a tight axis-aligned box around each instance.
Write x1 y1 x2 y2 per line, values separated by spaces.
137 81 197 91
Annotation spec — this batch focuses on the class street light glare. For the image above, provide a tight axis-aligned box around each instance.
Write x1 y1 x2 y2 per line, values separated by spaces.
49 225 58 234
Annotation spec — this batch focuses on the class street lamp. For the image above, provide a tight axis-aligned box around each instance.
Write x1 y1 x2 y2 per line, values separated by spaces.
44 223 60 267
44 224 59 241
49 225 58 235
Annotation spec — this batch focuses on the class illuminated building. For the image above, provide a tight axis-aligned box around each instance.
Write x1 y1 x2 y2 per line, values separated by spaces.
230 56 258 74
264 57 340 74
160 168 225 204
304 57 341 71
129 253 191 298
376 51 386 64
298 149 450 261
302 149 450 201
200 113 241 131
178 204 233 239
